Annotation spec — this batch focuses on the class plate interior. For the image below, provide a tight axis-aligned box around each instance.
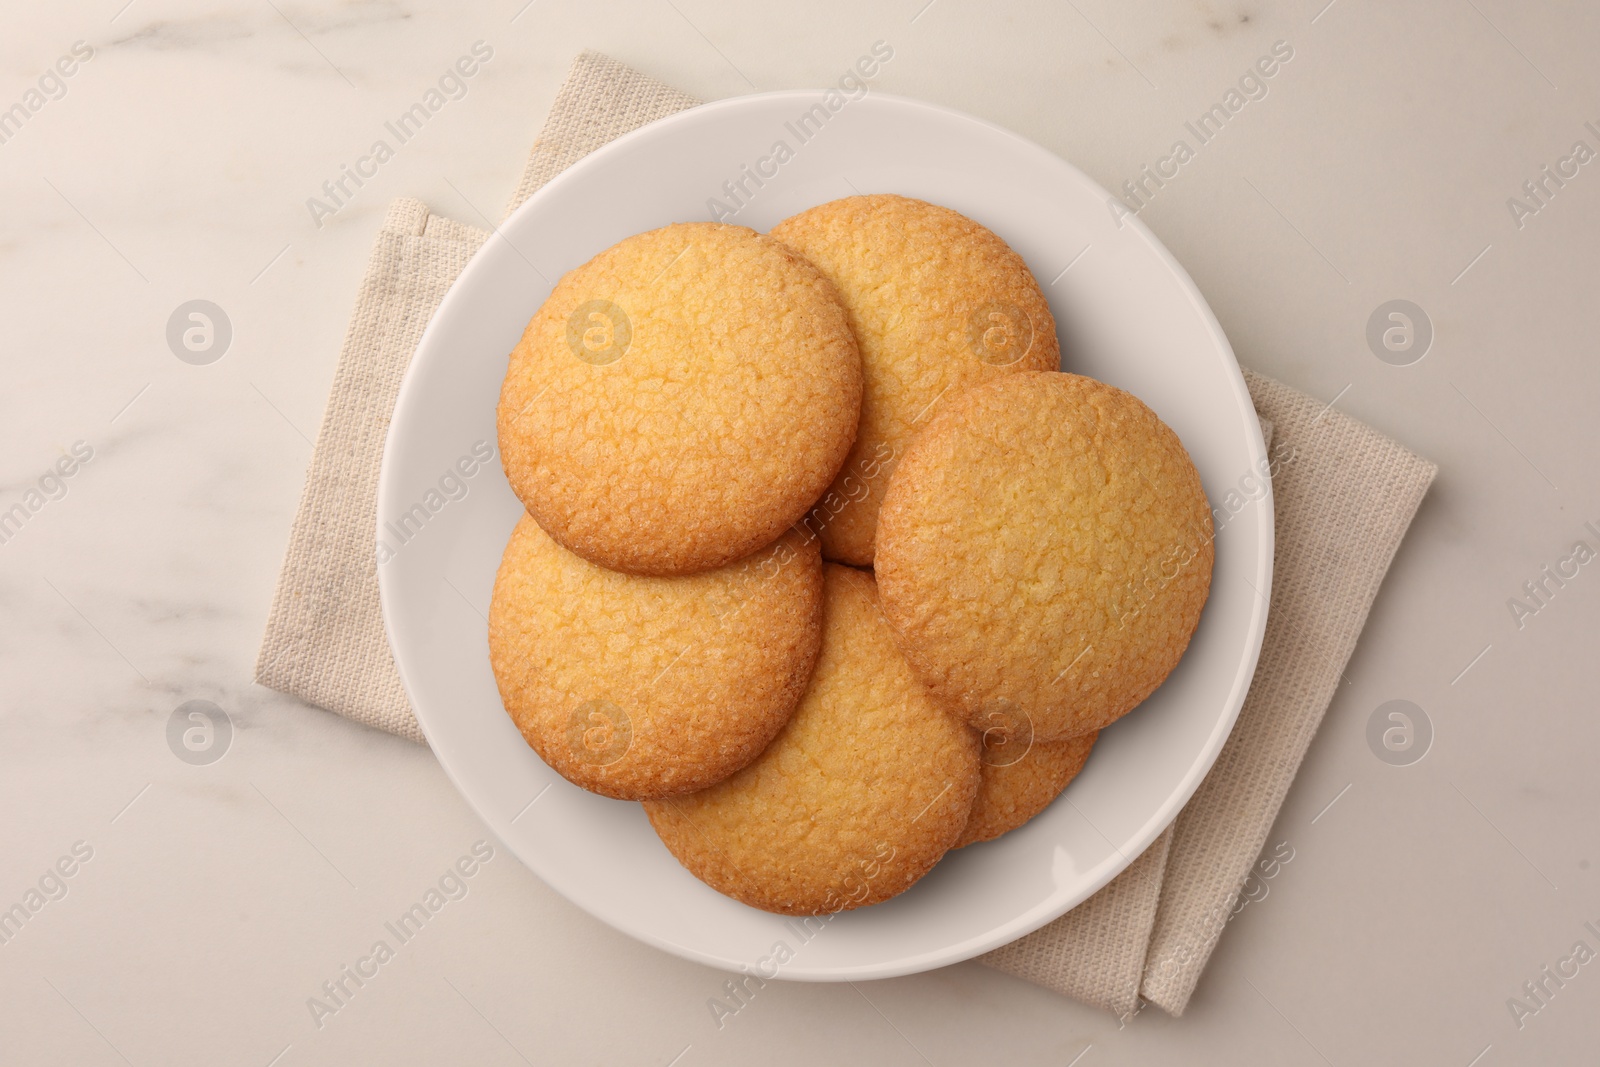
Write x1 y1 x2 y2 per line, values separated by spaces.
377 91 1272 980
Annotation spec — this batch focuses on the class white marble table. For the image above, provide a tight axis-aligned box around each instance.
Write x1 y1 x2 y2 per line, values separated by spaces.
3 1 1597 1063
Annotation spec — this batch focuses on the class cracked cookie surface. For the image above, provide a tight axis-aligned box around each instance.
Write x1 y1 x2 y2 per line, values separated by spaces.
876 371 1213 741
644 565 979 914
489 516 823 800
770 195 1059 566
498 222 861 576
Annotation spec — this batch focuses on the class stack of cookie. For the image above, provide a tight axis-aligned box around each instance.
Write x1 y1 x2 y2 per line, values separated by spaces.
490 195 1212 916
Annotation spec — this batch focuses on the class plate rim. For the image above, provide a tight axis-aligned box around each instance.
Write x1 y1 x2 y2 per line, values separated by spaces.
377 88 1274 980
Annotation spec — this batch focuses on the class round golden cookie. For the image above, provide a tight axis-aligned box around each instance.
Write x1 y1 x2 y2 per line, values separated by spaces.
957 728 1098 847
488 515 823 800
644 565 979 915
769 195 1060 566
876 371 1213 741
497 222 862 576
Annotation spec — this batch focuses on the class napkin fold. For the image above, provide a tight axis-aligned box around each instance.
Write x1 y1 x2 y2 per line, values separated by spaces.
256 50 1437 1017
256 198 484 743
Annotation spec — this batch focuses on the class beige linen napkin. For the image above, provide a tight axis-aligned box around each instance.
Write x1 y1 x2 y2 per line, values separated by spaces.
256 51 1437 1018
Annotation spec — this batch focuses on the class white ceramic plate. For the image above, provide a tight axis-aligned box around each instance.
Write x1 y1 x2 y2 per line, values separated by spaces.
378 91 1271 981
